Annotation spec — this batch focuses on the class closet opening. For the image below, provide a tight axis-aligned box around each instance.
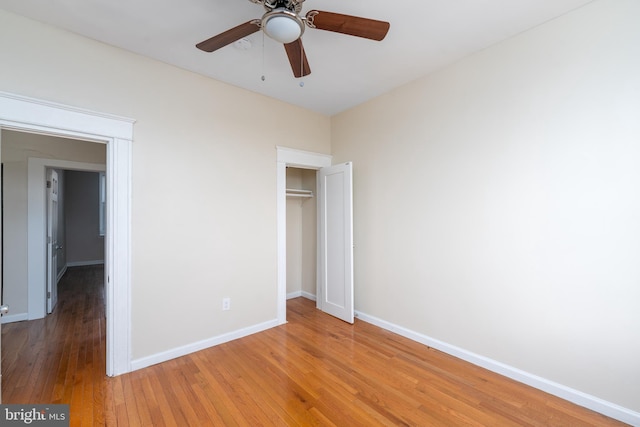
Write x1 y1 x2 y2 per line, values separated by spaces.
285 167 317 302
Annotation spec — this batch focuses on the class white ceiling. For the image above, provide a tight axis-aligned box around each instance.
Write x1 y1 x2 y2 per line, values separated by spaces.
0 0 594 115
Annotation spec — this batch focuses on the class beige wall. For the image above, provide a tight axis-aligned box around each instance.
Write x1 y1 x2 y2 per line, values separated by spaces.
1 160 27 315
0 10 331 358
331 0 640 412
2 0 637 417
1 131 107 317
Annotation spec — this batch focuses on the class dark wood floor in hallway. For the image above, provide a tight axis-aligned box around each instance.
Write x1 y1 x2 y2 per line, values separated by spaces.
1 266 628 426
2 265 107 425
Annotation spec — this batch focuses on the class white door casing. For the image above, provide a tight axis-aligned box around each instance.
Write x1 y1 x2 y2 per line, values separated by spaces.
0 91 133 376
276 147 331 324
46 169 59 314
276 147 354 324
318 162 354 323
28 159 105 319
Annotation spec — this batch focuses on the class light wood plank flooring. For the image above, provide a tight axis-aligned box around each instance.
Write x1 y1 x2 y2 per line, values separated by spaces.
1 266 627 426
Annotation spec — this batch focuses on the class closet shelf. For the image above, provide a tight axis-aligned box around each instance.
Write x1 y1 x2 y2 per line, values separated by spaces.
286 188 314 198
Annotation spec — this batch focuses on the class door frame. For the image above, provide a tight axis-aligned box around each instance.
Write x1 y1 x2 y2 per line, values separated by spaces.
0 91 133 376
30 160 106 319
276 146 331 324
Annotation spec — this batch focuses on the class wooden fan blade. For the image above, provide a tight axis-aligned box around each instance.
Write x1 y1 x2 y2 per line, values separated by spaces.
306 10 390 41
284 39 311 78
196 21 260 52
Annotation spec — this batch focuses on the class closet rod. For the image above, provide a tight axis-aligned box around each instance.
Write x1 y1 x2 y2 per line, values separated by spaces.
286 188 314 198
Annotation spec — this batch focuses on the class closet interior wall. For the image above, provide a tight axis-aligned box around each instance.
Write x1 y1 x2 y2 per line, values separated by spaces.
286 167 317 299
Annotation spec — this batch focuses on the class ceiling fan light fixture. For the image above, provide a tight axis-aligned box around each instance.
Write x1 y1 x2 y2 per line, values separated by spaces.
262 9 305 44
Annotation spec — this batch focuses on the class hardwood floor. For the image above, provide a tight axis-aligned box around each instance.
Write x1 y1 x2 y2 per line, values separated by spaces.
2 266 627 426
2 265 107 425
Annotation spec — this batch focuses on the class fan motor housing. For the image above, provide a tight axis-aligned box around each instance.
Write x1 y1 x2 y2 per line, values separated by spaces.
261 8 306 43
255 0 304 14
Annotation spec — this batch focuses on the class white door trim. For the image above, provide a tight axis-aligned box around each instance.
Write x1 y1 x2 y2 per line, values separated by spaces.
0 91 134 377
28 158 106 319
276 146 331 324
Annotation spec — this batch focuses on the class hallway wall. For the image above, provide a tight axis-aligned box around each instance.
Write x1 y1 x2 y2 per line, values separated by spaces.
65 170 104 265
0 130 105 320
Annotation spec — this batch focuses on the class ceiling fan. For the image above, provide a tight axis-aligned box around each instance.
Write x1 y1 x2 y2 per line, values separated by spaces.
196 0 390 78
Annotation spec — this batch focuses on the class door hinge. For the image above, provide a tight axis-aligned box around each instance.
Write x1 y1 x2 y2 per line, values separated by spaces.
47 180 51 188
47 291 51 299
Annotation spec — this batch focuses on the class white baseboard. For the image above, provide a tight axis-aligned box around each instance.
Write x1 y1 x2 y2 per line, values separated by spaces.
67 260 105 267
354 310 640 426
301 291 316 301
130 318 280 372
287 291 317 301
1 312 28 324
287 291 302 300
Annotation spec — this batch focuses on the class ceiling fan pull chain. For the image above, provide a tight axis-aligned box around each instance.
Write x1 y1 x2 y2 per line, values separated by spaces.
261 31 266 81
196 2 389 79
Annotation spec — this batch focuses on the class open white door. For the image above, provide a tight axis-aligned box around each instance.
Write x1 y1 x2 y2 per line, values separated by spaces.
318 162 354 323
46 169 59 314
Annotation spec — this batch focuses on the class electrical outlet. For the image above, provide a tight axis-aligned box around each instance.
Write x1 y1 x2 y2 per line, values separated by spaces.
222 297 231 311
